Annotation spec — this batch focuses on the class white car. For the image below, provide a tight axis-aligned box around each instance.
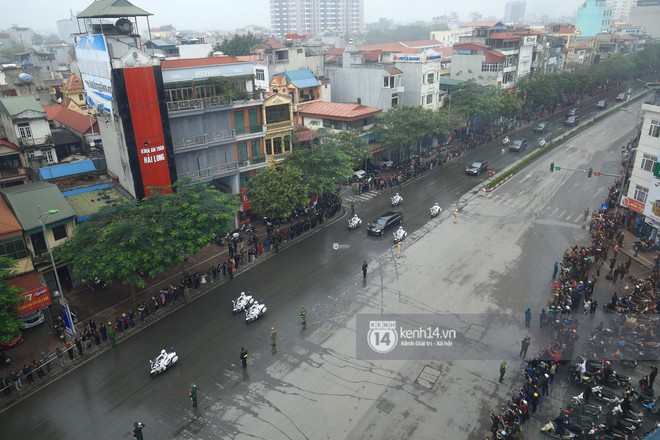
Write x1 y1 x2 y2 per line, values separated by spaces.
19 310 45 329
376 157 394 168
352 170 367 180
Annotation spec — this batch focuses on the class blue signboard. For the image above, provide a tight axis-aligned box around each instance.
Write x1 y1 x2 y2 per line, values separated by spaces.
61 301 76 336
601 203 609 211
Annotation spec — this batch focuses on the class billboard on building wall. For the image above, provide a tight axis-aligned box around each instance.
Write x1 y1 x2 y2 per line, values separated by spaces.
112 66 177 199
75 34 113 114
644 176 660 226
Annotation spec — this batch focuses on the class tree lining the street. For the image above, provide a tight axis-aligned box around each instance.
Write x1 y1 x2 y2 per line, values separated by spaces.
58 180 238 308
0 257 24 344
246 165 310 219
374 106 449 153
211 32 266 57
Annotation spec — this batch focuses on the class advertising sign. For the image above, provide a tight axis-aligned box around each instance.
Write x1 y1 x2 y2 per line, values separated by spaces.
116 66 177 198
621 196 646 214
17 285 52 316
75 34 113 113
644 177 660 225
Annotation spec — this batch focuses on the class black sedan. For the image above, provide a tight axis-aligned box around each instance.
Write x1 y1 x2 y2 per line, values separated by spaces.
466 160 490 176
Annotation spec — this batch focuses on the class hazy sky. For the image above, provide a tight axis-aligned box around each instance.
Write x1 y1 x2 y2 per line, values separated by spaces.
0 0 579 34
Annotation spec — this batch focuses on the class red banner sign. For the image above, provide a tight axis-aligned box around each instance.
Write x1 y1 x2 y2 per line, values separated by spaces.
621 196 645 214
17 286 52 316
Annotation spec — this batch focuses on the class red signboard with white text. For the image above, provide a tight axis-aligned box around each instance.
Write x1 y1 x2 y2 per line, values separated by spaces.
17 286 52 316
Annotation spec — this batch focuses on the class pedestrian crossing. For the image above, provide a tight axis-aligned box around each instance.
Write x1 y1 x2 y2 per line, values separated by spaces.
343 190 383 204
485 193 590 225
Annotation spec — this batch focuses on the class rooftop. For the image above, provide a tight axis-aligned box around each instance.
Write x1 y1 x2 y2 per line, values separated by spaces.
43 105 97 134
0 181 76 233
77 0 152 18
0 96 46 117
300 102 382 121
62 183 128 222
0 194 22 237
273 69 319 88
160 56 242 70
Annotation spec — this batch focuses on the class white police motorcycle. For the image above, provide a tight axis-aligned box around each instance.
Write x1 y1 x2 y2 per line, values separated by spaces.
232 291 255 315
348 214 362 230
393 226 407 243
245 300 267 324
391 193 403 207
430 203 442 218
149 347 179 377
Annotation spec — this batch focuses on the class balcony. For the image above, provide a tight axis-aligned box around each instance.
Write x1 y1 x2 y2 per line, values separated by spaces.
166 93 262 114
0 167 26 178
19 135 53 147
172 129 235 151
178 162 239 182
236 125 265 141
238 156 267 171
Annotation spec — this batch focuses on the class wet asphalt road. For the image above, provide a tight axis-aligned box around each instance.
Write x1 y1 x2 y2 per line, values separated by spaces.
0 89 652 440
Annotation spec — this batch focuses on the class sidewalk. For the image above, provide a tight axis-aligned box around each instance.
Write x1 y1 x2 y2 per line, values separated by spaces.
0 206 349 408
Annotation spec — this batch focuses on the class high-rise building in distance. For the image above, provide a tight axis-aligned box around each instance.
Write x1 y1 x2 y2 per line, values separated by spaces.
270 0 364 36
503 0 526 24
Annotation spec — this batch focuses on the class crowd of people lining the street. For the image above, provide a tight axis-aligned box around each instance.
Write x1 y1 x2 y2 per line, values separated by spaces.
0 192 343 397
485 176 659 438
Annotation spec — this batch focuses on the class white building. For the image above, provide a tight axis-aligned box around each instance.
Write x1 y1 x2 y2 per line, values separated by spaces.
57 11 80 45
270 0 364 36
606 0 636 23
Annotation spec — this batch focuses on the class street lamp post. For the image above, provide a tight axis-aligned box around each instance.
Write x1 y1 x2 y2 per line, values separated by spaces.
37 205 75 336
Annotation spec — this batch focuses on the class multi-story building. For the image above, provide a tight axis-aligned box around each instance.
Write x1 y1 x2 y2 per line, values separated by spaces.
622 86 660 238
248 37 325 83
0 96 58 179
0 139 29 187
57 11 80 45
606 0 636 23
270 69 324 122
629 0 660 39
324 47 404 111
270 0 364 36
503 0 527 24
161 56 293 214
576 0 613 36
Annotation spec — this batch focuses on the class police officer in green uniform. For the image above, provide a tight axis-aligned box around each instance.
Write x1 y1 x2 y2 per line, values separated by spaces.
189 383 197 407
132 422 145 440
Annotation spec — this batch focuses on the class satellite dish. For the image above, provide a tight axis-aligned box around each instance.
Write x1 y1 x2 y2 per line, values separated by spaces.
18 72 33 83
115 18 134 34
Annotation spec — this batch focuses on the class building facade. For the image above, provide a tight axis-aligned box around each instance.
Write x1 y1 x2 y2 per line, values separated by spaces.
629 0 660 39
270 0 364 36
503 0 526 24
576 0 613 36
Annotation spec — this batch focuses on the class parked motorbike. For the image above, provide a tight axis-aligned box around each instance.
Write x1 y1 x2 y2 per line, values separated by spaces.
634 239 655 253
61 304 79 325
149 347 179 377
540 420 578 438
502 136 511 146
430 203 442 218
240 223 256 234
54 316 66 340
393 226 407 243
245 300 267 324
232 292 254 315
591 385 624 404
348 215 362 230
391 193 403 207
93 277 109 291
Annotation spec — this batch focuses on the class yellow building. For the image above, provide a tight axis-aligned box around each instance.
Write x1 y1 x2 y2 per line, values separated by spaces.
262 93 294 166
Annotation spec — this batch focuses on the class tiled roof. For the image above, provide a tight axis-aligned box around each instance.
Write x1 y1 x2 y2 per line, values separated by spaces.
0 182 76 233
161 56 241 70
43 105 97 134
300 102 382 121
0 193 22 237
0 96 45 116
485 49 505 62
386 67 402 75
62 74 83 91
274 69 319 88
462 21 500 27
453 42 492 50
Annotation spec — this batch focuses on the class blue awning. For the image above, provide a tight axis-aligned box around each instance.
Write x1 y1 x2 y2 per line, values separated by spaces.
40 160 96 180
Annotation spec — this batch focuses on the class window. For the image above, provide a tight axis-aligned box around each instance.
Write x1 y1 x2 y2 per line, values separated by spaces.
265 138 272 155
391 95 399 107
427 73 434 84
426 94 433 105
383 76 395 88
251 139 261 157
18 123 32 140
43 149 54 164
481 62 500 72
256 69 265 81
248 108 259 133
266 104 289 124
233 110 246 133
650 120 660 138
0 236 29 259
237 142 249 161
634 185 649 204
52 224 68 241
641 153 657 172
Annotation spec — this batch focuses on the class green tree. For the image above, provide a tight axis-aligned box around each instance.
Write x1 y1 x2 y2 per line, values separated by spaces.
246 166 309 219
448 81 502 133
0 257 23 345
363 24 446 44
327 129 370 167
58 180 238 309
213 32 266 57
285 142 354 195
375 105 446 156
